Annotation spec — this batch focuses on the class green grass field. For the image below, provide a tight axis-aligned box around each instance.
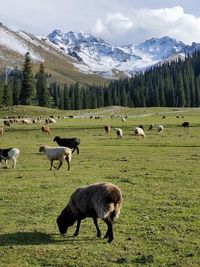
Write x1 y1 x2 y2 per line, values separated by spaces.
0 106 200 266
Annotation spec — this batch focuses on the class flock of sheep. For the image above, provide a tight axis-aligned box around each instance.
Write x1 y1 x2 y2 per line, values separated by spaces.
0 114 190 243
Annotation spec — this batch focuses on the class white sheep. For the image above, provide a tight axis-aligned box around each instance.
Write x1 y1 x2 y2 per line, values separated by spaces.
134 127 145 138
114 128 123 138
0 148 20 168
57 182 122 243
157 125 164 134
39 145 72 170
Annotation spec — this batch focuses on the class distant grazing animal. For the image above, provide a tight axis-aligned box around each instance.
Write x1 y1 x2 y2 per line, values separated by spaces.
113 128 123 138
41 125 51 135
182 122 189 128
104 125 111 134
4 120 10 126
0 128 4 137
134 127 145 138
39 145 72 171
53 136 81 154
148 124 154 131
157 125 164 134
121 118 126 122
57 182 122 243
0 148 20 168
45 118 56 124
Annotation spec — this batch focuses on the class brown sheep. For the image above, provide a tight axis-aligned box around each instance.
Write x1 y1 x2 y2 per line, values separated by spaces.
57 182 122 243
41 125 51 135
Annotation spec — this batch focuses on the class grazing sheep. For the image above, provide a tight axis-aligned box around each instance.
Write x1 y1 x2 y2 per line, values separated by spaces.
104 125 111 134
53 136 81 155
0 148 20 168
45 118 56 124
121 118 126 122
0 128 4 137
4 120 10 126
113 128 123 138
182 122 189 128
39 145 72 171
157 125 164 134
41 125 51 135
134 127 145 138
57 182 122 243
148 124 154 131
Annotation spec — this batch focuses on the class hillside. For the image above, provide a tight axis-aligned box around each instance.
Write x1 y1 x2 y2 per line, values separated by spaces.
0 23 106 85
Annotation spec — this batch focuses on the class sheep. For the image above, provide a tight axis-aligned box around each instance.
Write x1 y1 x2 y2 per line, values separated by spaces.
182 122 189 128
134 127 145 138
39 145 72 171
157 125 164 134
0 148 20 168
53 136 81 155
148 124 154 131
4 120 10 126
45 118 56 124
0 128 4 137
104 125 111 134
41 125 51 135
56 182 122 243
113 128 123 138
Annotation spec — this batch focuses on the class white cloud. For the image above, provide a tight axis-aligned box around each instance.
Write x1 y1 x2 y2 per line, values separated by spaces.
91 6 200 45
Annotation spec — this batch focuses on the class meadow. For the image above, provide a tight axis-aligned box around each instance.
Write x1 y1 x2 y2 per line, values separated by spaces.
0 106 200 267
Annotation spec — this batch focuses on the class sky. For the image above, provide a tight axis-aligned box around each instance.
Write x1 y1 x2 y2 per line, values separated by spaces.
1 0 200 45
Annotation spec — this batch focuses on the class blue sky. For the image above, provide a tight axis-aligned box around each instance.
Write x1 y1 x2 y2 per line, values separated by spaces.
1 0 200 45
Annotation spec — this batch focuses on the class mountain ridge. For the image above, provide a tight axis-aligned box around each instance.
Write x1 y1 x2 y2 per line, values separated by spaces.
1 23 200 81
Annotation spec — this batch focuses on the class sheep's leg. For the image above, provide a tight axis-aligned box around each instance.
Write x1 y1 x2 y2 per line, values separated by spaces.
65 157 70 171
76 147 79 155
5 160 9 168
103 218 114 243
12 158 16 168
57 161 63 170
50 160 54 170
73 220 81 236
93 217 101 237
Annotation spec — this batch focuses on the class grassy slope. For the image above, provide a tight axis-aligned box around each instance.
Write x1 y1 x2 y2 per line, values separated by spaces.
0 106 200 266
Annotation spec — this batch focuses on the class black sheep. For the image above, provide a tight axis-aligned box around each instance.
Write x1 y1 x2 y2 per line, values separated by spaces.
53 136 81 154
181 122 189 128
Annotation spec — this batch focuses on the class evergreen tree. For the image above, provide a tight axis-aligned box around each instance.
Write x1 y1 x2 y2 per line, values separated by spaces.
2 84 13 106
36 63 50 107
12 75 21 105
20 52 35 105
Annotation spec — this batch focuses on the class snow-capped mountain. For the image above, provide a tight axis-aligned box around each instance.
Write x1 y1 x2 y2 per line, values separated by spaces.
1 22 200 80
41 30 200 78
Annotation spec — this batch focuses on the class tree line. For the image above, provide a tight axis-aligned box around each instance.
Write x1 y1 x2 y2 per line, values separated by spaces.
0 51 200 109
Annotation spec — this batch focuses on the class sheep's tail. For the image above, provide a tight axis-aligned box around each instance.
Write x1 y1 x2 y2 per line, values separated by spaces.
102 188 122 220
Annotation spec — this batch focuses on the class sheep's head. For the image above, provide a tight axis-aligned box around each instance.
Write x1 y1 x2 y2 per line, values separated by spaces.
56 206 76 235
39 145 47 153
53 136 60 142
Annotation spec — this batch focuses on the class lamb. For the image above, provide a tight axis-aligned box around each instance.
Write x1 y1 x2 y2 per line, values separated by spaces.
0 148 20 168
57 182 122 243
113 128 123 138
157 125 164 134
148 124 154 131
41 125 51 135
53 136 81 154
104 125 111 134
39 145 72 171
134 127 145 138
0 128 4 137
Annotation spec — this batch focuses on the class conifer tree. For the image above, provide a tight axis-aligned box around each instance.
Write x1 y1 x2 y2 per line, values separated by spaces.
36 63 50 107
2 84 13 106
20 52 35 105
12 75 21 105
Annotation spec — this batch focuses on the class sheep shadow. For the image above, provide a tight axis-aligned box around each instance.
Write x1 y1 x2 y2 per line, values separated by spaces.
0 231 101 246
0 231 57 246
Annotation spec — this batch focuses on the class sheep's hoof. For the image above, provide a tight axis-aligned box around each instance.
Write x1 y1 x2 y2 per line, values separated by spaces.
107 237 113 243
